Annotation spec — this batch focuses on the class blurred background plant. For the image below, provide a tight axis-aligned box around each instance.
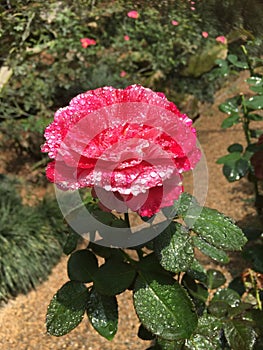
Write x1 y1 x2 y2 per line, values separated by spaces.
0 174 67 302
1 0 263 161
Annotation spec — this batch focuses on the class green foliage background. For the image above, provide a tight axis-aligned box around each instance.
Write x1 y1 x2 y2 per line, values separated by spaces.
0 0 263 156
0 175 67 302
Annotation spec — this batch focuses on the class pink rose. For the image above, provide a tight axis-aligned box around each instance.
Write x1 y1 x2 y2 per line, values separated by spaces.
80 38 96 48
120 70 127 77
216 36 227 44
42 85 200 217
127 10 139 19
124 35 130 41
251 134 263 180
171 20 179 26
202 31 209 38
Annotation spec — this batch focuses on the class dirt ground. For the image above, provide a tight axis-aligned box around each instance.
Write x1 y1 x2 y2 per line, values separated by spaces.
0 73 262 350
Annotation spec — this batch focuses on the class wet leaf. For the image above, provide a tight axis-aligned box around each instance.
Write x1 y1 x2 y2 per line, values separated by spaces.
192 236 230 264
244 95 263 110
174 193 247 251
189 207 247 250
133 271 198 340
247 76 263 94
156 338 185 349
185 314 223 350
46 281 88 336
206 269 226 289
224 320 257 350
212 288 241 308
154 222 194 273
187 259 207 284
93 258 136 295
87 288 118 340
208 300 230 317
217 152 249 182
223 158 250 182
219 97 240 114
67 249 98 283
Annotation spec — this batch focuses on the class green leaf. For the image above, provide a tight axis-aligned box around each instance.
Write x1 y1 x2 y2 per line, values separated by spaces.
224 320 257 350
244 95 263 110
86 288 118 340
185 314 223 350
88 242 123 260
206 269 226 289
138 324 155 340
247 76 263 94
243 244 263 273
221 113 240 128
67 249 98 283
183 274 208 304
217 152 249 182
216 151 242 164
219 98 240 114
208 300 230 318
247 113 263 121
192 236 229 263
93 258 136 295
156 338 185 349
228 143 243 153
223 158 250 182
154 222 194 273
174 193 247 251
187 259 207 284
133 272 198 340
63 229 79 255
227 54 248 69
212 288 241 307
188 207 247 250
172 192 199 216
46 281 88 336
246 76 263 86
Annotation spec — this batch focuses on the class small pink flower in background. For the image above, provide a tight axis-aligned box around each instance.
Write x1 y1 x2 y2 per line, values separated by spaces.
171 20 179 26
216 36 227 44
127 10 139 19
202 31 209 38
124 35 130 41
190 6 196 10
80 38 96 48
120 71 127 77
191 1 195 4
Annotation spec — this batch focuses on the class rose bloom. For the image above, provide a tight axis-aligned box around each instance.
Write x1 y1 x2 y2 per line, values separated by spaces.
251 134 263 180
80 38 96 48
216 36 227 44
120 70 127 77
127 10 139 19
171 20 179 26
42 85 200 217
124 35 130 41
202 31 209 38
